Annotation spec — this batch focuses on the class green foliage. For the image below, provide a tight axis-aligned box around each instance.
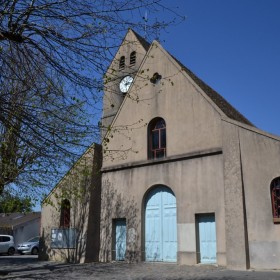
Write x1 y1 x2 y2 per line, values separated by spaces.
0 192 34 213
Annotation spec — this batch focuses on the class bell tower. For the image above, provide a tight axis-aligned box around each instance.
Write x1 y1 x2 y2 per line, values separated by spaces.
101 29 150 139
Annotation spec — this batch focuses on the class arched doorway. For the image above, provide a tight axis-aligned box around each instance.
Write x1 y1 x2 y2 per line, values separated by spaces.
145 186 177 262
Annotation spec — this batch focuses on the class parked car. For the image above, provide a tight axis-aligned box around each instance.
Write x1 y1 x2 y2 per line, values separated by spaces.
0 235 15 255
17 236 39 255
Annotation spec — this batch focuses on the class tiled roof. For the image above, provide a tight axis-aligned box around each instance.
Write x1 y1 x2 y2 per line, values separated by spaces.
170 55 254 127
129 29 253 126
130 29 150 51
0 212 41 228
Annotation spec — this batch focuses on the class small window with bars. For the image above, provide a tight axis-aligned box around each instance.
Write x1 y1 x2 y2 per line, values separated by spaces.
130 51 136 65
119 56 125 69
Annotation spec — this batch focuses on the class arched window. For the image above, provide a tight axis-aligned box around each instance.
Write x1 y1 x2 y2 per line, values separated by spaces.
60 199 70 228
119 56 125 69
271 178 280 223
130 51 136 65
148 118 166 159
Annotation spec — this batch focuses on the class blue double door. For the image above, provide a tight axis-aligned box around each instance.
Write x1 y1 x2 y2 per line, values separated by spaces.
197 214 217 264
145 186 177 262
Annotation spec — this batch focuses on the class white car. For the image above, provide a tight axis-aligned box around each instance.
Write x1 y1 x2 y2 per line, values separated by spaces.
17 236 39 255
0 235 15 255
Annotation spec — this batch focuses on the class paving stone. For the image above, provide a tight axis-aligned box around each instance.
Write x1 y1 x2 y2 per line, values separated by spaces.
0 256 280 280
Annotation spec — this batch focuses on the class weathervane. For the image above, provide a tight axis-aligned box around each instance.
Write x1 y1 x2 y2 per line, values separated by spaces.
143 11 161 42
143 10 148 39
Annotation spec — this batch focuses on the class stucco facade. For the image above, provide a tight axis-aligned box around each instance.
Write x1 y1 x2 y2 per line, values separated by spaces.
41 29 280 270
40 144 101 263
99 30 280 270
236 123 280 269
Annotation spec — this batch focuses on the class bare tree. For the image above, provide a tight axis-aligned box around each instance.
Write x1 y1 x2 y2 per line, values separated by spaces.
0 50 92 197
0 0 183 197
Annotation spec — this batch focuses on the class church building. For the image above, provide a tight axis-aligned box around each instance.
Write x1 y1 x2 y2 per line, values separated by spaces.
40 29 280 270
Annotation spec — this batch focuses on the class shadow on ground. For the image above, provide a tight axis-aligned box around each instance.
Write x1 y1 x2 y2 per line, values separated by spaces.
0 255 71 279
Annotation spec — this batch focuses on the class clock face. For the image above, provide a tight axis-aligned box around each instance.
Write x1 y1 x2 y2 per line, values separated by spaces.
119 76 133 93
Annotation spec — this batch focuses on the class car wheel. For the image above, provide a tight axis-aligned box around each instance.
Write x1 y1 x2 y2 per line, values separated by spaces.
31 247 39 255
8 247 15 256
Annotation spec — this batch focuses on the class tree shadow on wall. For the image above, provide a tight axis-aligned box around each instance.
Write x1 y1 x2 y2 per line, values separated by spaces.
39 145 102 263
39 194 89 263
99 179 140 263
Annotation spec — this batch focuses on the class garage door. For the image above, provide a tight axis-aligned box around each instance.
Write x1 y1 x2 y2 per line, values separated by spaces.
145 186 177 262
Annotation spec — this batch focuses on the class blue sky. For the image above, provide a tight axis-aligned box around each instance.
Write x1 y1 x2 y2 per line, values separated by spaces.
34 1 280 211
158 0 280 136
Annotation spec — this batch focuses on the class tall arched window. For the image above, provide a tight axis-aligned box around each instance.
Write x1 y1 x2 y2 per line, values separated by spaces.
148 118 166 159
130 51 136 65
119 56 125 69
271 177 280 223
271 178 280 223
60 199 70 228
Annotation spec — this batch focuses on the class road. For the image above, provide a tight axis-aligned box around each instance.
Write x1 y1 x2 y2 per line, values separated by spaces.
0 255 280 279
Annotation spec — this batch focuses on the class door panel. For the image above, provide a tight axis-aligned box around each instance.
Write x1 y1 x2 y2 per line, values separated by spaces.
145 186 177 262
115 219 126 261
162 189 177 261
145 193 162 261
198 214 216 264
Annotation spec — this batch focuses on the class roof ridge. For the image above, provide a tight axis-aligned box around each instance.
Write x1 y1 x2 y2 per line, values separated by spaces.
129 29 151 51
170 54 254 127
0 212 41 227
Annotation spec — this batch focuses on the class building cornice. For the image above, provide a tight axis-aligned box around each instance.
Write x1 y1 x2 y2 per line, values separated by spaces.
101 147 222 173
